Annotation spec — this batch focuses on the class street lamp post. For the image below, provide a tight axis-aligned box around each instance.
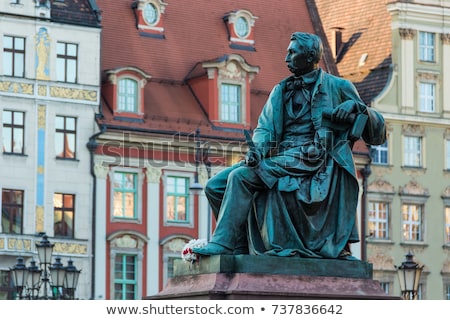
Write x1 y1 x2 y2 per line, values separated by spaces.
395 251 424 300
9 234 81 300
189 128 212 240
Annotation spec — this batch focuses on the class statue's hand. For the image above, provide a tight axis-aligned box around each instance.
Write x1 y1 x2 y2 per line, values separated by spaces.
245 149 263 167
332 100 356 123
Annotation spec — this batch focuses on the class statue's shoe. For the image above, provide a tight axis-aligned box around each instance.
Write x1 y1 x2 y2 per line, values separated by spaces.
193 243 233 256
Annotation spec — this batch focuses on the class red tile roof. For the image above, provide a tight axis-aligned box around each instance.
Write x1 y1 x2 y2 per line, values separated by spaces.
314 0 392 105
95 0 328 141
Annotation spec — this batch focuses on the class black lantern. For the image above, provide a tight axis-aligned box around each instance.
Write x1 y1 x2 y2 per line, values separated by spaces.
64 259 81 299
395 252 424 300
10 257 28 299
9 234 81 299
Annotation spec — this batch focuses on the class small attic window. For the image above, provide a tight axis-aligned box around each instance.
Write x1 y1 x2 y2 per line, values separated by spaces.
104 67 151 121
224 10 258 51
132 0 168 38
359 53 368 66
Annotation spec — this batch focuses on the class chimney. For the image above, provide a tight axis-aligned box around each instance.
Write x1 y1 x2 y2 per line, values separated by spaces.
331 27 344 61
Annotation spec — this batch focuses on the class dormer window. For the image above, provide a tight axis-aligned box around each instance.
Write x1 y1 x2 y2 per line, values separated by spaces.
224 10 258 50
103 67 151 121
186 54 258 129
132 0 168 38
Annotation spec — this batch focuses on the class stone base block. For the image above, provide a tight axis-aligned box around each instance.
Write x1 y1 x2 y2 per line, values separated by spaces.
145 255 398 300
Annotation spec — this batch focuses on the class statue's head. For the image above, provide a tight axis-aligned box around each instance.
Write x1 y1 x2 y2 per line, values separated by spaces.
290 32 323 65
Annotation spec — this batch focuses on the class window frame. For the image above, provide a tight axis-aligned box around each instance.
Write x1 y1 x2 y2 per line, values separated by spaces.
113 253 138 300
371 140 388 165
111 171 138 220
3 35 25 78
445 206 450 245
55 115 77 159
163 171 195 227
1 188 24 234
219 83 242 123
403 136 423 168
419 31 435 63
445 139 450 170
2 110 25 155
53 192 75 239
117 77 139 113
165 175 190 224
368 200 390 240
56 42 78 83
419 81 435 113
401 202 424 242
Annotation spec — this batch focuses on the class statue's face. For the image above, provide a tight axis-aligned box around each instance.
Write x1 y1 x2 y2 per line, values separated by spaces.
285 40 313 76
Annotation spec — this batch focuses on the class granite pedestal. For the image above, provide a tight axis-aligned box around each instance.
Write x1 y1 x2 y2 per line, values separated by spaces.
146 255 398 300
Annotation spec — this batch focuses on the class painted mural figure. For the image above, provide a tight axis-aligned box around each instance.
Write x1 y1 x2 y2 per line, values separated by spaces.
194 32 386 259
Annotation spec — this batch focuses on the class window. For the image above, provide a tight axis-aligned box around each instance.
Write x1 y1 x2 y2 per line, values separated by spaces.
3 35 25 77
2 110 24 154
53 193 75 238
445 207 450 244
379 282 390 295
446 284 450 300
368 201 389 240
143 2 158 25
220 83 241 122
419 82 435 112
403 136 422 167
401 203 423 242
419 31 435 62
1 189 24 234
446 139 450 170
166 176 189 223
118 78 138 113
56 42 78 83
113 172 137 219
371 141 388 165
114 254 137 300
55 116 76 159
235 16 250 38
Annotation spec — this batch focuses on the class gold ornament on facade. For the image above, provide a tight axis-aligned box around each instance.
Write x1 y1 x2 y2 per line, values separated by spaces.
38 85 47 96
37 105 46 129
35 28 51 81
35 206 45 233
7 238 32 251
54 242 88 255
50 86 98 102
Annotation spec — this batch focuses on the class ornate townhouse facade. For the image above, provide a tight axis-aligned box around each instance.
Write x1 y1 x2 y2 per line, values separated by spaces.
316 0 450 299
0 0 101 299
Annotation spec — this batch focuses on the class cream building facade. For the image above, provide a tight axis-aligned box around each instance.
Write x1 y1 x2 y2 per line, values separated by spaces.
368 0 450 299
0 0 101 299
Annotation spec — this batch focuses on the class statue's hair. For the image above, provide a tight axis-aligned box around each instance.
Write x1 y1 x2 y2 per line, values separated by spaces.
290 32 323 64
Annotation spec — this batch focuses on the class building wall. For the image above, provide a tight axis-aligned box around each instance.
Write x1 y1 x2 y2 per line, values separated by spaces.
0 1 100 299
370 0 450 299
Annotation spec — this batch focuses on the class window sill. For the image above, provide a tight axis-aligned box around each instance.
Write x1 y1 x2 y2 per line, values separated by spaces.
55 157 79 162
400 241 428 249
366 239 394 245
111 217 142 224
3 152 28 157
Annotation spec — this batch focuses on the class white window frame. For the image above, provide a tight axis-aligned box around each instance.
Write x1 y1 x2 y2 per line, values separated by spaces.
401 202 424 242
220 83 242 123
419 82 435 112
403 136 422 167
368 201 389 240
117 77 139 113
419 31 435 62
445 206 450 245
446 139 450 170
371 140 388 165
